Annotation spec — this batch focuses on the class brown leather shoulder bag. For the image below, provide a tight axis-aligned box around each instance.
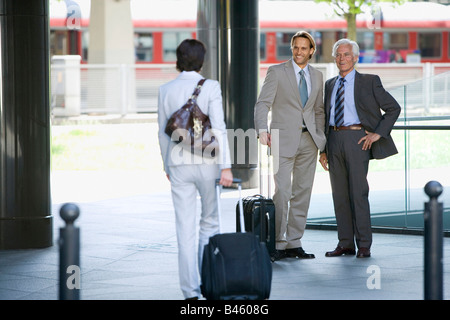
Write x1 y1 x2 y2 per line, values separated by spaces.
164 79 219 156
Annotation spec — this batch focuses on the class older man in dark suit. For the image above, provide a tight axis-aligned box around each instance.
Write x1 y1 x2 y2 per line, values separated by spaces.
319 39 401 258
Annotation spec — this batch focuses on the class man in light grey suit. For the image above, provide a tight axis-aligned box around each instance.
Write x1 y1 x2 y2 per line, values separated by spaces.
254 31 326 261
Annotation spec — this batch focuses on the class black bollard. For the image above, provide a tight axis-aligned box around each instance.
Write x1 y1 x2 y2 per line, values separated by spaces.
59 203 81 300
423 181 444 300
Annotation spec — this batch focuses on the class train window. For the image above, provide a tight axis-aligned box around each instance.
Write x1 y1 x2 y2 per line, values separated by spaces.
260 33 266 61
135 33 153 62
419 32 441 58
356 32 374 51
383 32 408 50
310 31 322 63
163 31 192 62
276 32 295 60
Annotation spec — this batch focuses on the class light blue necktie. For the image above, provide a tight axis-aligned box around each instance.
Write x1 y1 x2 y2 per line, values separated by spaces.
299 70 308 107
334 78 345 127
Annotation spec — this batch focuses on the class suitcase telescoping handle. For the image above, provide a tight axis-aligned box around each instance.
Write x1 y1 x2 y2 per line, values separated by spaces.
259 145 271 243
215 178 245 233
259 144 272 197
260 197 270 243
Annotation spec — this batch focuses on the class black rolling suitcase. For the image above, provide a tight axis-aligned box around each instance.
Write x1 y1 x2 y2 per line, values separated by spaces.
201 179 272 300
236 145 276 259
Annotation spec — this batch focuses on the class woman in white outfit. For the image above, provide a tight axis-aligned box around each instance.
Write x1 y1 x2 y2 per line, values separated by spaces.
157 39 233 300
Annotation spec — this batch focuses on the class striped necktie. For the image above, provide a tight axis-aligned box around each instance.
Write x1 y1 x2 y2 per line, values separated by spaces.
334 78 345 127
299 70 308 107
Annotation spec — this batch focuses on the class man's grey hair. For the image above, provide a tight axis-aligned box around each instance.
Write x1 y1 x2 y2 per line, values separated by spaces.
332 39 360 57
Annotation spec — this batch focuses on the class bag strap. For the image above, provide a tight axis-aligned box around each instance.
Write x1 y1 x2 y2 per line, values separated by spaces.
190 79 206 101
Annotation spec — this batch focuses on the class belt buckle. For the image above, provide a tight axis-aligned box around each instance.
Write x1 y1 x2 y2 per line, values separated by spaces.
334 125 338 131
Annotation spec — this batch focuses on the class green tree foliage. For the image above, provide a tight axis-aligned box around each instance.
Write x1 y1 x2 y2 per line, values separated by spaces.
314 0 405 41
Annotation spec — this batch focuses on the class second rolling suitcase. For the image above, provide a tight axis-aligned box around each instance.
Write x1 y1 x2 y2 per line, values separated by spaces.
201 179 272 300
237 195 276 259
236 145 276 259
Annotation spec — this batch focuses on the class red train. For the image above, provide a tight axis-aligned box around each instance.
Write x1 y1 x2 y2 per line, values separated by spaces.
50 0 450 64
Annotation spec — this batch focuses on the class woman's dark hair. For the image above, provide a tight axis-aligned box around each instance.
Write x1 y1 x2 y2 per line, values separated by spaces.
176 39 206 72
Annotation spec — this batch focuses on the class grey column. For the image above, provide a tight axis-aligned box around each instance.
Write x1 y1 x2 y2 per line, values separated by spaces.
0 0 52 249
198 0 259 188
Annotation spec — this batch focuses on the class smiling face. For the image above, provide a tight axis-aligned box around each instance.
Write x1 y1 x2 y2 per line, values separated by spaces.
334 43 358 77
291 36 314 68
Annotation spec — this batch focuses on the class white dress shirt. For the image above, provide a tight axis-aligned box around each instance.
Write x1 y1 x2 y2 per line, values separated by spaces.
292 60 312 97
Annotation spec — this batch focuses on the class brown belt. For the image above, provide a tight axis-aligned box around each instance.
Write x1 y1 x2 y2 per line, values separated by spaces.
330 124 363 131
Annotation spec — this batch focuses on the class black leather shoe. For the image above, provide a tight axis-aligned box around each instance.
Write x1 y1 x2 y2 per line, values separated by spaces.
270 249 287 262
325 246 356 257
286 247 315 259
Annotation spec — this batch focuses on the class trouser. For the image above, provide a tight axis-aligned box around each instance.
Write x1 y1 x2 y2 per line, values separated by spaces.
273 131 318 250
169 164 221 299
327 129 372 249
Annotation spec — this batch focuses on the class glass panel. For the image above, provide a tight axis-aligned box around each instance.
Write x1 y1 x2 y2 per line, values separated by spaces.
368 128 407 229
406 129 450 228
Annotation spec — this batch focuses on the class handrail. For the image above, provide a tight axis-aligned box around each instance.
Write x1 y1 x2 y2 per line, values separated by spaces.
393 126 450 130
397 116 450 122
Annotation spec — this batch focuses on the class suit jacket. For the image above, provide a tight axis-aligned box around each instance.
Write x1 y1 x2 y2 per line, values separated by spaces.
324 71 401 159
254 60 326 158
157 71 231 174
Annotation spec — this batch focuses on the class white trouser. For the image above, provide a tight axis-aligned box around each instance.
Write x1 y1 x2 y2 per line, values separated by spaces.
169 164 221 299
